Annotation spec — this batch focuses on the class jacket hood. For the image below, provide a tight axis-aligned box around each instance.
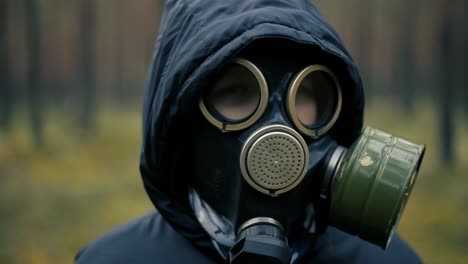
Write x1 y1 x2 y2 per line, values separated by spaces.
140 0 364 258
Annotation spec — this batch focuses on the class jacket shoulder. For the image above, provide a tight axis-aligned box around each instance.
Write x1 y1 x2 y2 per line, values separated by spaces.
307 227 423 264
75 210 214 264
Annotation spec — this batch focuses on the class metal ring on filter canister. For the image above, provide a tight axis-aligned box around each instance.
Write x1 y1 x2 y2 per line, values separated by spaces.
329 127 425 248
199 58 269 131
286 65 342 138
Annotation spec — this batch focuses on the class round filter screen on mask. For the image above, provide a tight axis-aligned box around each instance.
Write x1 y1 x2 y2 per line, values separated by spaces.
199 58 268 131
287 65 342 138
240 125 309 196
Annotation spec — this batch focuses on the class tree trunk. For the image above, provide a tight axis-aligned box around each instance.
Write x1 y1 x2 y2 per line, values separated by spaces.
25 0 44 147
464 0 468 118
399 0 417 114
112 2 126 105
0 1 13 133
356 0 373 101
78 0 97 135
439 0 455 165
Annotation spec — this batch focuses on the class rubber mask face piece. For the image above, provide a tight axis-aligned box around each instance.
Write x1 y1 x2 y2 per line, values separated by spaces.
192 41 343 235
192 48 342 264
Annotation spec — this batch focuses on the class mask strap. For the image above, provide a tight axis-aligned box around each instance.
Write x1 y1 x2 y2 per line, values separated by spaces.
303 204 317 234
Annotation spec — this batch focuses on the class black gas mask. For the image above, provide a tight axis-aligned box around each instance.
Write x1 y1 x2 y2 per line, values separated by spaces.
189 43 425 264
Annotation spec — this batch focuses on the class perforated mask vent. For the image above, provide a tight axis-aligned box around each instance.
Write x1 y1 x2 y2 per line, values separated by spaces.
240 125 309 196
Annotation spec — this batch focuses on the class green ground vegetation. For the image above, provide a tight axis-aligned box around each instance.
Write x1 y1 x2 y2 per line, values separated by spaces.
0 101 467 264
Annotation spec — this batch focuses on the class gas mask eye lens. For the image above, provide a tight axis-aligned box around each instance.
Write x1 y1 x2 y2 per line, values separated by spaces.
288 65 342 138
206 63 260 121
295 71 335 127
199 58 269 131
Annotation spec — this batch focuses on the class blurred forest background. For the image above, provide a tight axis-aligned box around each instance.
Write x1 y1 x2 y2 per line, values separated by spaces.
0 0 467 263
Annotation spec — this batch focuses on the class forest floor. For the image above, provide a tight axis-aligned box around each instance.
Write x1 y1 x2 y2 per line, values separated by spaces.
0 101 467 264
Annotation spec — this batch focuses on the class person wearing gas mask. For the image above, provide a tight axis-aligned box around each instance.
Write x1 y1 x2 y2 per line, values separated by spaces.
75 0 425 263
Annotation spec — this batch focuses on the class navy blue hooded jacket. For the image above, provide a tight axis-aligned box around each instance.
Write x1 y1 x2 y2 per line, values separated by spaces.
75 0 422 263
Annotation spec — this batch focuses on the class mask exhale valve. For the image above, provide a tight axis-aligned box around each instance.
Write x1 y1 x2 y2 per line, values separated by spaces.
227 217 292 264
